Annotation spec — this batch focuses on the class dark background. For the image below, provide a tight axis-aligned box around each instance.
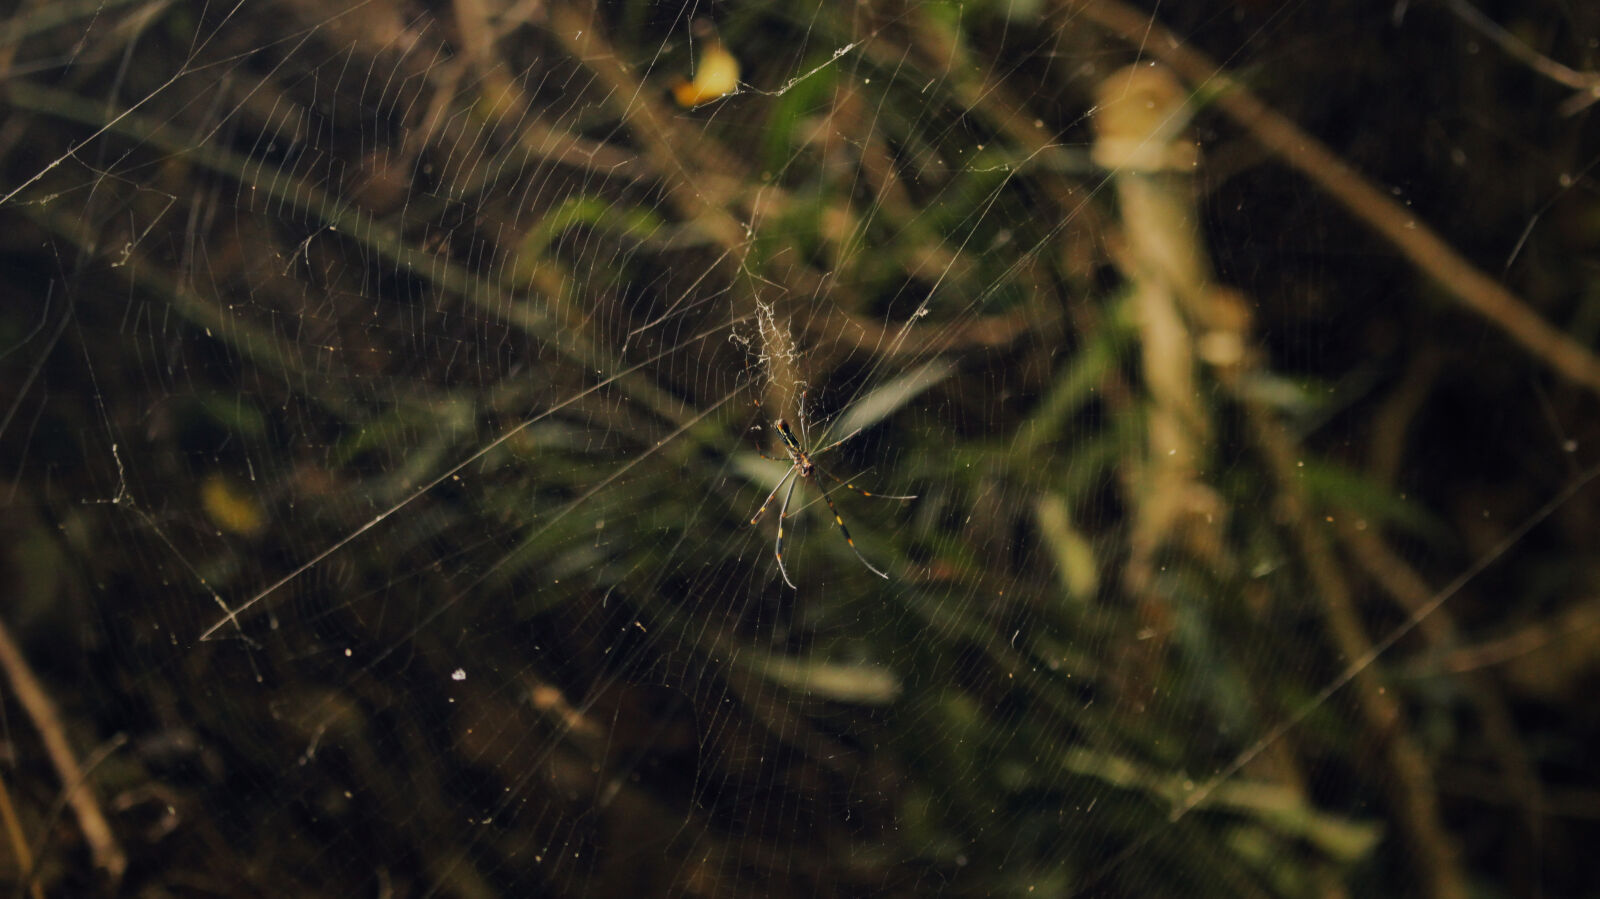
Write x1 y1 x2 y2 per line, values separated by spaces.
2 1 1598 896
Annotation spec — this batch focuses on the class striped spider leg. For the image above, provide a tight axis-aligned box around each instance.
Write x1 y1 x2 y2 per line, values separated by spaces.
748 409 916 588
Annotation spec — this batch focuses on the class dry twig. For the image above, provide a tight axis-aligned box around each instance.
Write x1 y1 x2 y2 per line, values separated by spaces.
0 616 125 886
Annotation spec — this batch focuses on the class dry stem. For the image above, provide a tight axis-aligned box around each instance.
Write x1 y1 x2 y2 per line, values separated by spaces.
0 616 125 885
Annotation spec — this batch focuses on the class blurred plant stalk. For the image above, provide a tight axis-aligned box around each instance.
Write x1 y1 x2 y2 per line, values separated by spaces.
1092 63 1469 899
1091 65 1229 600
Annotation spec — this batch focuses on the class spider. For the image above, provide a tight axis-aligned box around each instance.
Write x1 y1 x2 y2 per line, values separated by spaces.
748 404 916 588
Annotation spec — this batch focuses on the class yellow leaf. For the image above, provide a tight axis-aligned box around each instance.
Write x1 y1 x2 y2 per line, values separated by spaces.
201 474 266 538
671 40 740 108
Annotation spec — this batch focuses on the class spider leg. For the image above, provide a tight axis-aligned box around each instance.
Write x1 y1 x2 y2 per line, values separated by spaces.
812 462 917 501
774 473 800 589
750 466 798 526
810 426 863 458
814 477 890 579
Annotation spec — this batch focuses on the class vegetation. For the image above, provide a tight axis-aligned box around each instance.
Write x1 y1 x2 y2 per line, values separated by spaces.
1 1 1597 896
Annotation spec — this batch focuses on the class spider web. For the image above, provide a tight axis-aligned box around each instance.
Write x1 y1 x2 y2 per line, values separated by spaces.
2 0 1598 896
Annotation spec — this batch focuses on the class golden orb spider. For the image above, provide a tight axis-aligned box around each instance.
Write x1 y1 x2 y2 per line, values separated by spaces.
748 406 916 588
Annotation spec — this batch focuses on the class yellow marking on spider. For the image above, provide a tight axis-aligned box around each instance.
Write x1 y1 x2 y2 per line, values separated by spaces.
746 398 917 586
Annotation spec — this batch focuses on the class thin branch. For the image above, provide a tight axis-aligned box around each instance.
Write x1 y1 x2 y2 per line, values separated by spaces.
0 768 44 899
1338 519 1545 893
1235 398 1468 899
1441 0 1600 115
0 616 125 886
